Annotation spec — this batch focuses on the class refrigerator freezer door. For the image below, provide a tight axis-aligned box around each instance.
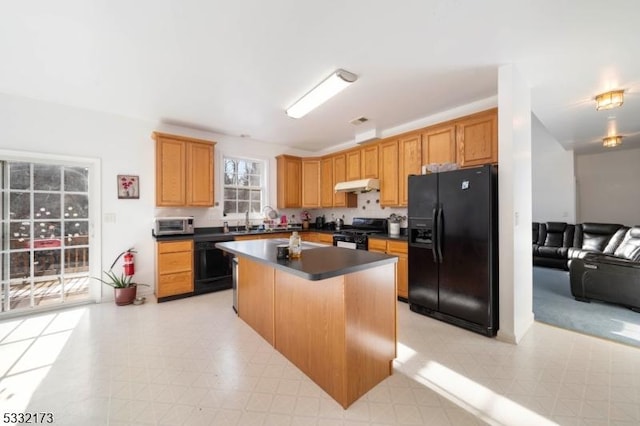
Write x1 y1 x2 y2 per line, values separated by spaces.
407 174 440 311
408 174 438 219
436 166 497 329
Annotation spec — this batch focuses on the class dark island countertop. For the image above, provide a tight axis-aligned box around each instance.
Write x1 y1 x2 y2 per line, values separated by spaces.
216 239 397 281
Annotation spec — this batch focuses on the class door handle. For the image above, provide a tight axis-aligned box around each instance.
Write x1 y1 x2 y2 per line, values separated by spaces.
436 206 443 263
431 207 438 262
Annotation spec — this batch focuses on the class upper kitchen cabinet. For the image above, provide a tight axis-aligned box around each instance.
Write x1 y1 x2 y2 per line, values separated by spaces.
422 124 456 165
379 139 399 207
320 156 334 208
361 144 379 179
276 155 302 209
398 132 422 206
456 109 498 168
333 154 357 208
301 158 321 208
187 142 215 206
345 149 361 181
153 132 215 207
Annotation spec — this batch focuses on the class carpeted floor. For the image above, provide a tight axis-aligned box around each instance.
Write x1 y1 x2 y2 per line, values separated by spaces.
533 266 640 348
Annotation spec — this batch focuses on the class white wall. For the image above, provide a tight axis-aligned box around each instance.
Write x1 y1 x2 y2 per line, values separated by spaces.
531 114 576 223
575 147 640 226
498 64 533 344
0 93 311 301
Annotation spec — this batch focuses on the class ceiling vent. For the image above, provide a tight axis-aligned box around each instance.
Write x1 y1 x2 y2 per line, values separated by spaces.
350 116 369 126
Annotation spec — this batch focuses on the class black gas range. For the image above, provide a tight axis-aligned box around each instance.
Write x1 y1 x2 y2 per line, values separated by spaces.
332 217 388 250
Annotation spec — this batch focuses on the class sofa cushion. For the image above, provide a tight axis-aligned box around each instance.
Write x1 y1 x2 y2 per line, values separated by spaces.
538 246 569 258
541 222 574 248
574 223 624 252
613 227 640 261
532 222 540 245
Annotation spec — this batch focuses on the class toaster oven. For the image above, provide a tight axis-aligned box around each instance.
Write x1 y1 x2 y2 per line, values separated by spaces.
153 216 194 236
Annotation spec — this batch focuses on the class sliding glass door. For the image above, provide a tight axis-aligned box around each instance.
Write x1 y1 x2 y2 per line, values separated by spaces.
1 160 93 313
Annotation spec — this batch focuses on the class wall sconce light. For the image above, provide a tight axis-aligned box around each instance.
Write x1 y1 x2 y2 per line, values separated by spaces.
595 90 624 111
286 69 358 119
602 135 623 148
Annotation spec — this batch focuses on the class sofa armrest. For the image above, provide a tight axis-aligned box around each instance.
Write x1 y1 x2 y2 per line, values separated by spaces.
582 253 640 269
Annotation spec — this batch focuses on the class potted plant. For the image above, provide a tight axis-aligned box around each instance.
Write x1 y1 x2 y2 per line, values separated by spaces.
387 214 406 236
301 211 311 230
94 249 148 306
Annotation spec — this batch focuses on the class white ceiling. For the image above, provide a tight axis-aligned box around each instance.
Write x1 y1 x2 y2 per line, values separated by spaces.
1 1 639 154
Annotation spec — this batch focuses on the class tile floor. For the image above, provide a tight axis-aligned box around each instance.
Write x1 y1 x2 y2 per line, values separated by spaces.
1 289 639 425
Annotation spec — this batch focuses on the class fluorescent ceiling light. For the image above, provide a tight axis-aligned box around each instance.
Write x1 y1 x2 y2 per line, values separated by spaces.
286 69 358 119
595 90 624 110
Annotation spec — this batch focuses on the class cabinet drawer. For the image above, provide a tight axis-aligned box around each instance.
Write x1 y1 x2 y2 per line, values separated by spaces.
157 271 193 297
387 240 408 255
158 240 193 254
264 232 292 239
234 235 261 241
158 251 192 274
368 238 387 252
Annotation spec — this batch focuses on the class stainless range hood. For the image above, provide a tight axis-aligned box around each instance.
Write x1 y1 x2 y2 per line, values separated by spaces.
334 178 380 193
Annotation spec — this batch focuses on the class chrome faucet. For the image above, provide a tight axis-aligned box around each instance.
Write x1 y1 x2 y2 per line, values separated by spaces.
245 211 251 232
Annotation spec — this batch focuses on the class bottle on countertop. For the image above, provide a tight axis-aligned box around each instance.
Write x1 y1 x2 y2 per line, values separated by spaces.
289 231 302 259
223 221 229 233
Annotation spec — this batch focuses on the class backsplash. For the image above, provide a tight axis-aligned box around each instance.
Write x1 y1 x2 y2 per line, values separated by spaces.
299 191 408 228
154 191 408 230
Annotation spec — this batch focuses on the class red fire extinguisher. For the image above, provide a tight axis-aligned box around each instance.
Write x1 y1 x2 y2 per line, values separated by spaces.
123 250 135 276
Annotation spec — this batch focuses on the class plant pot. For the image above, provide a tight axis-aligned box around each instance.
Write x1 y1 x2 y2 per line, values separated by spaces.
302 220 309 230
114 286 137 306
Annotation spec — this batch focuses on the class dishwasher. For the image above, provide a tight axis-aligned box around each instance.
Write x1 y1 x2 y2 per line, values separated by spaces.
193 237 234 295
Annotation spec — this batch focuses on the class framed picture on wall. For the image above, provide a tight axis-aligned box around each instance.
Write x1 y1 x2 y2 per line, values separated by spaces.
117 175 139 199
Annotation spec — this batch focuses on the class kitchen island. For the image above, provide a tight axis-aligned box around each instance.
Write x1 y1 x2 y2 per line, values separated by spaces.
216 239 398 408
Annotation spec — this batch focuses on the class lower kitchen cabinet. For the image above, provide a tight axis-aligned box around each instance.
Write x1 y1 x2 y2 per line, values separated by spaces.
369 238 408 300
156 239 194 300
300 232 333 244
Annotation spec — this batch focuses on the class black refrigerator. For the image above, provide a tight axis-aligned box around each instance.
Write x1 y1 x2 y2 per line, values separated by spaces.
407 165 498 336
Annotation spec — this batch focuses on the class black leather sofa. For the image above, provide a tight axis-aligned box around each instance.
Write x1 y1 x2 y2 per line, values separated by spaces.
532 222 575 270
532 222 625 270
569 226 640 312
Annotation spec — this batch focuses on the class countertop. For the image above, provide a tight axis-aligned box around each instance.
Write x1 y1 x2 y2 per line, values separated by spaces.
152 227 337 242
368 233 408 242
216 239 397 281
153 227 408 242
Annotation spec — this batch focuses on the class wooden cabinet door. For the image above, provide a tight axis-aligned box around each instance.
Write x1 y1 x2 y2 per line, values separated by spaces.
333 154 348 207
301 158 321 208
320 157 334 207
155 137 186 206
345 149 361 181
276 155 302 208
301 232 320 242
379 140 399 206
422 125 456 165
186 142 214 206
456 109 498 168
398 133 422 206
367 238 387 253
387 241 408 300
333 154 356 208
361 144 379 179
316 233 334 245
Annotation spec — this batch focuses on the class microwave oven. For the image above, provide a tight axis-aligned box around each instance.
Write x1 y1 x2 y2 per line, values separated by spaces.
154 216 194 236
